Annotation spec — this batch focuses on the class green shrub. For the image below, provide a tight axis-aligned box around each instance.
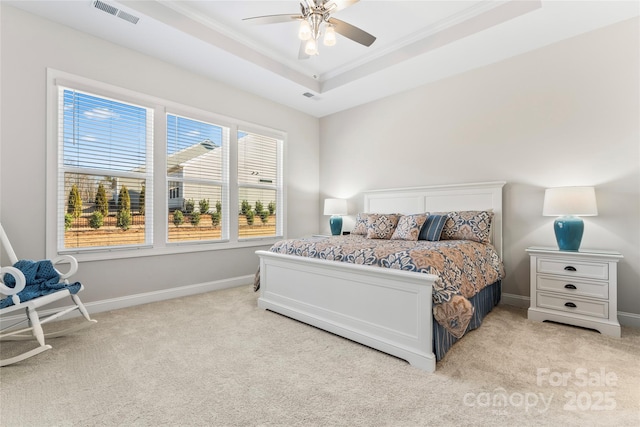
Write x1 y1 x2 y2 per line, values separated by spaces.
117 186 131 230
245 210 255 225
190 211 201 226
268 201 276 215
64 213 73 230
95 183 109 217
215 200 222 214
173 210 184 227
185 199 195 214
259 210 269 224
211 211 221 227
117 185 131 211
89 211 104 229
240 200 251 216
68 184 82 219
117 210 131 231
254 200 264 215
199 199 210 214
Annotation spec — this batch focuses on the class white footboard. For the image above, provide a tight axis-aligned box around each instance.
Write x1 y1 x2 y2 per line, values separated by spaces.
256 250 439 372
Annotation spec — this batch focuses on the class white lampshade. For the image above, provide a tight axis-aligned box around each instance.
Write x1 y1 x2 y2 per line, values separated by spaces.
304 38 318 55
323 25 336 46
324 198 347 216
542 187 598 217
298 20 311 40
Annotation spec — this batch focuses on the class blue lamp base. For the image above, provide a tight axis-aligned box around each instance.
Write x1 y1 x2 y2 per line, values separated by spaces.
329 215 343 236
554 216 584 251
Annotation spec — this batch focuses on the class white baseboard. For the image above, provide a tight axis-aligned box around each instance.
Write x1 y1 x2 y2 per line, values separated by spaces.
618 311 640 329
1 275 253 327
500 292 640 329
500 292 530 308
5 283 639 331
85 274 253 314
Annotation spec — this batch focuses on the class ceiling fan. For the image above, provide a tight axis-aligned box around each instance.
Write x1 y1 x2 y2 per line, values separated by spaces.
242 0 376 59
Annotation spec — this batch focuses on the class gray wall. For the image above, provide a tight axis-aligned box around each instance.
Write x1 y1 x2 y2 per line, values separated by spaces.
0 6 320 304
319 18 640 316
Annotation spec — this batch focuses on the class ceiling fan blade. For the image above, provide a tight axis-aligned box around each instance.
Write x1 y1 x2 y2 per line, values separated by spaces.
324 0 359 13
328 17 376 47
242 14 302 25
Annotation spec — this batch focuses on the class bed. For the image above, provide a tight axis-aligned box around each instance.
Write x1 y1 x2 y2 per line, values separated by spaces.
255 181 505 372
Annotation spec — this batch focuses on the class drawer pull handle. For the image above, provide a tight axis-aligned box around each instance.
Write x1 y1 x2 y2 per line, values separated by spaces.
565 302 577 308
564 266 577 272
564 284 577 289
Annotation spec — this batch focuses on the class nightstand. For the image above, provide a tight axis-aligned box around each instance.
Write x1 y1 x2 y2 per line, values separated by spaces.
526 247 623 337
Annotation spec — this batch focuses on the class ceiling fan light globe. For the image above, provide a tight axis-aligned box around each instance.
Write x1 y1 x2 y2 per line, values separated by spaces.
323 25 336 46
305 38 318 55
298 20 312 40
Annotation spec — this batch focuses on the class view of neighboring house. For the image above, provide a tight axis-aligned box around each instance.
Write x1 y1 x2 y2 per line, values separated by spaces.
167 139 221 211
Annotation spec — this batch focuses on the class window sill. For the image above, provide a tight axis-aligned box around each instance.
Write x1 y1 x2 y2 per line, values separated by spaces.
57 237 282 262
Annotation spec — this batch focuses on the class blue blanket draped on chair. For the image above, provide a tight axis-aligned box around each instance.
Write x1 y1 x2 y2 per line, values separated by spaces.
0 260 81 309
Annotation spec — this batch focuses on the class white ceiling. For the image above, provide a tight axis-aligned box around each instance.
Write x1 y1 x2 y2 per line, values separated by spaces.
6 0 640 117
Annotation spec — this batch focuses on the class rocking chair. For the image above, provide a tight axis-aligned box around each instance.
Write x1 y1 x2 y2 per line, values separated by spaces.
0 222 96 366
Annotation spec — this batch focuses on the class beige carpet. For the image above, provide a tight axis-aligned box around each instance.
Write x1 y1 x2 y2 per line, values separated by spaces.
1 285 638 426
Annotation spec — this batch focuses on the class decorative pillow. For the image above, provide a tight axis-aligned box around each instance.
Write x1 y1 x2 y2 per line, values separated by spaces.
366 214 400 239
391 214 428 241
418 214 447 241
440 210 494 244
352 213 370 235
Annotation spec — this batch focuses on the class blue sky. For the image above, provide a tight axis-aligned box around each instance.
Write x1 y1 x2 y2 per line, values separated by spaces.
63 89 148 172
63 89 226 172
167 114 224 156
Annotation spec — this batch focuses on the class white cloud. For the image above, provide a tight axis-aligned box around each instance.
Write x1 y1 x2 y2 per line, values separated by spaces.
84 107 119 120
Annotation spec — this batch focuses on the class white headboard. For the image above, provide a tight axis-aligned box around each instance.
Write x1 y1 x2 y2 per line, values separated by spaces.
363 181 506 259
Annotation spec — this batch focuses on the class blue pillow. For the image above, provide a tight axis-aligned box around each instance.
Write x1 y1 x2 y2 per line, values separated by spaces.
418 214 447 241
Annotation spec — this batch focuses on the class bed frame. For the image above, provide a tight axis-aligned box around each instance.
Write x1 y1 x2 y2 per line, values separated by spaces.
256 181 505 372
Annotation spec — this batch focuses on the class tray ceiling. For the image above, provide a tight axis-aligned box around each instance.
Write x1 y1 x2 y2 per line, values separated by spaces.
6 1 639 117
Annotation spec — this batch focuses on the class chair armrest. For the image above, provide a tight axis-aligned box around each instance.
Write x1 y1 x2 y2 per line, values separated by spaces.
0 266 27 305
51 255 79 281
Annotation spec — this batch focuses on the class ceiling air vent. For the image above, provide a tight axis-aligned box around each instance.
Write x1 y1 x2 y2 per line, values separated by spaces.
92 0 140 24
117 10 140 25
93 0 117 16
302 92 315 98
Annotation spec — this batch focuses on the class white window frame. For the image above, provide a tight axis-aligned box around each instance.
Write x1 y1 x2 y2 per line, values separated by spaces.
165 109 231 244
46 69 286 261
55 84 155 251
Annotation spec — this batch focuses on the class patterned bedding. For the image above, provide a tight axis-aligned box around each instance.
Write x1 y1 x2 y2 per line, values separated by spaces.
262 235 505 338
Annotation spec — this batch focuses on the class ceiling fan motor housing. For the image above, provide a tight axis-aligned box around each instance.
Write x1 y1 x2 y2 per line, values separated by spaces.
243 0 375 58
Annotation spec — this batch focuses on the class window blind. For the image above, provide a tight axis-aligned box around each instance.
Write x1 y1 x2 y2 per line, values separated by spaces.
166 114 228 243
58 87 153 250
237 130 282 239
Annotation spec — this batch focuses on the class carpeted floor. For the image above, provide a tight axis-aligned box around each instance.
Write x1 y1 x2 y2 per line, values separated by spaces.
1 285 639 426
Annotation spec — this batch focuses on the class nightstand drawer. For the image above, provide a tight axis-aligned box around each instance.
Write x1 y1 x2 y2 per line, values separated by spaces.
536 276 608 299
537 258 608 280
536 292 608 319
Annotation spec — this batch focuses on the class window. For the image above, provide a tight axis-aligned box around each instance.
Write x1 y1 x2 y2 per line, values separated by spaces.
166 114 228 243
57 87 153 250
48 70 284 260
237 130 282 239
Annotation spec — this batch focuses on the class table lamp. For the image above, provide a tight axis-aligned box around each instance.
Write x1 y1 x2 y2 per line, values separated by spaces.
542 186 598 251
324 198 347 236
